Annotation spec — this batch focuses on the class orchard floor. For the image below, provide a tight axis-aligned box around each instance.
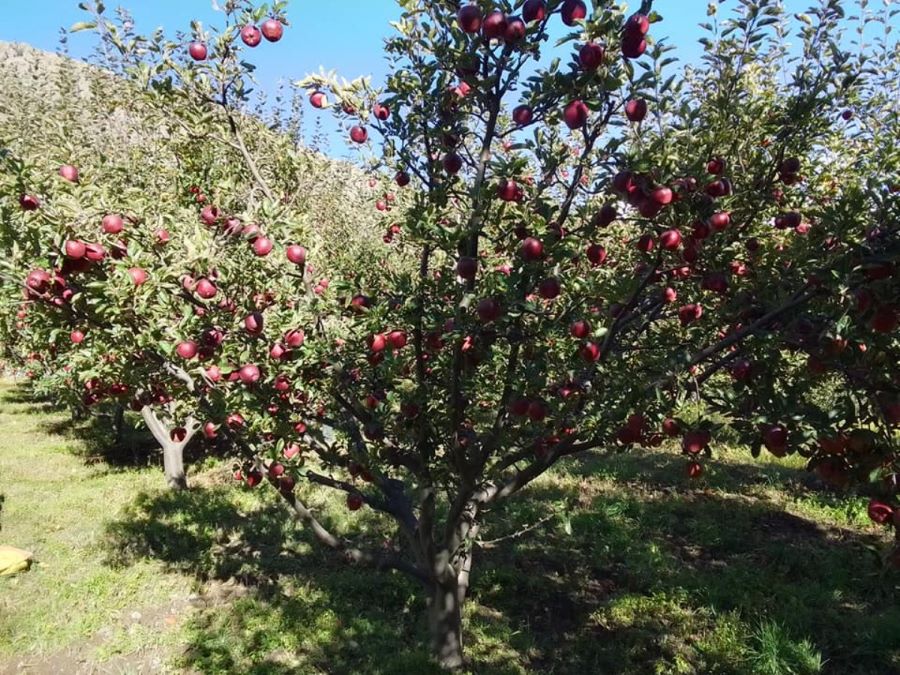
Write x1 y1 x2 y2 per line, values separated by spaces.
0 380 898 675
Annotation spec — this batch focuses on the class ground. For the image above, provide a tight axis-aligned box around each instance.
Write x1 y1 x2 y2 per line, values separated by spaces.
0 379 897 674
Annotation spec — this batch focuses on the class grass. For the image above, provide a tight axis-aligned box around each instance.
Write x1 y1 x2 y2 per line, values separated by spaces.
0 379 897 673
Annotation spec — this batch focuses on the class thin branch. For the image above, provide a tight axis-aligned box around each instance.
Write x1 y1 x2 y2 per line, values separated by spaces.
476 512 559 549
279 490 429 586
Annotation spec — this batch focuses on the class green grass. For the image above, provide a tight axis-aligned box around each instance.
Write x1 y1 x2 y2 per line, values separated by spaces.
0 379 898 673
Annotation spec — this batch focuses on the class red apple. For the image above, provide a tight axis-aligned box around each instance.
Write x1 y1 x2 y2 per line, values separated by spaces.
347 493 364 511
19 194 40 211
64 240 86 259
241 25 262 47
59 164 79 183
101 214 123 234
662 418 680 436
504 16 526 42
682 430 711 454
261 18 283 42
70 330 85 344
622 34 647 59
239 364 261 385
194 278 216 299
523 0 546 23
388 330 408 349
817 434 847 455
538 277 561 300
708 212 731 231
625 13 650 36
497 179 519 201
373 103 390 120
200 205 219 226
659 228 682 250
624 98 647 122
579 341 601 362
203 422 218 440
482 10 507 39
686 461 703 479
395 171 410 187
252 236 273 257
457 4 482 33
579 42 605 70
586 244 607 266
368 333 388 353
350 125 368 143
244 313 265 336
650 186 673 205
286 244 307 265
527 400 547 422
176 341 198 359
761 424 789 456
707 157 726 175
563 100 589 129
128 267 147 286
701 272 728 295
310 91 327 108
284 329 304 347
561 0 587 26
476 298 501 323
457 256 478 280
513 105 534 126
443 152 463 174
570 319 591 339
519 236 543 261
593 204 617 227
678 303 703 326
636 234 655 253
188 41 207 61
871 306 898 333
867 499 894 525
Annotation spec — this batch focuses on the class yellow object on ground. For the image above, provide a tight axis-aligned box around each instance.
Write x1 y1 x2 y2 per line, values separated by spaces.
0 545 33 576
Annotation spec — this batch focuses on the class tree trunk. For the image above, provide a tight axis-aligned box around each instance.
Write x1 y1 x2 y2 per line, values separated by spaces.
161 442 188 490
427 576 465 670
140 406 190 491
112 404 125 444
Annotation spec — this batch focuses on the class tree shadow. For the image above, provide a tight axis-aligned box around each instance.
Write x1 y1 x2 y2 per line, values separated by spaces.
35 403 219 474
471 475 899 674
0 383 62 412
100 455 899 674
103 486 438 674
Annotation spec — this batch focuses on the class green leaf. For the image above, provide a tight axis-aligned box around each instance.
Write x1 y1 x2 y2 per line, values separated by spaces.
69 21 97 33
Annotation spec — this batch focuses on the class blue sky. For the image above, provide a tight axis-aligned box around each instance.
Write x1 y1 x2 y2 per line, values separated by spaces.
0 1 822 154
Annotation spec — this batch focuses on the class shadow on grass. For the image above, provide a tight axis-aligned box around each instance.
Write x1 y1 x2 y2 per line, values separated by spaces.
103 486 436 674
101 453 900 675
37 403 215 475
0 382 63 411
475 480 898 674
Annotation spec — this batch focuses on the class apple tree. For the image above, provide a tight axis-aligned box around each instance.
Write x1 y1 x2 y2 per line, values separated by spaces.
268 0 897 666
1 0 898 669
0 0 390 488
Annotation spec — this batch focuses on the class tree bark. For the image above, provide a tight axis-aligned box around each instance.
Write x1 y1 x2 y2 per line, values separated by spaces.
140 406 191 491
427 574 465 670
113 404 125 444
161 441 188 490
